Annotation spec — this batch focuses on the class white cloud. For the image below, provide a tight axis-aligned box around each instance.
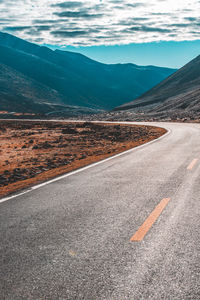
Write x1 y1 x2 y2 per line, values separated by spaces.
0 0 200 46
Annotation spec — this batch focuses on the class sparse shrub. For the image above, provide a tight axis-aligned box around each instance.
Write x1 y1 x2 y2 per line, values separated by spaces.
42 141 53 149
83 122 91 127
33 145 39 149
61 128 77 134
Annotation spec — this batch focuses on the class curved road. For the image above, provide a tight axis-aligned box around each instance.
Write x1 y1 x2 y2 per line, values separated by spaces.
0 122 200 299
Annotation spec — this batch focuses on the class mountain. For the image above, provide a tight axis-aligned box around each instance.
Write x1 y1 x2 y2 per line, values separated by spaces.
0 32 176 114
0 62 64 113
0 62 102 115
116 54 200 118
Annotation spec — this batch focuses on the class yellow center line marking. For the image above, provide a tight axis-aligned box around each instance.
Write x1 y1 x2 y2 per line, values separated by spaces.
130 198 171 242
187 159 198 170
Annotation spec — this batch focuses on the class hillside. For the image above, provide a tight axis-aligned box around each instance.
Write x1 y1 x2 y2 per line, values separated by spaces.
0 32 176 114
0 62 65 113
0 62 103 116
116 54 200 119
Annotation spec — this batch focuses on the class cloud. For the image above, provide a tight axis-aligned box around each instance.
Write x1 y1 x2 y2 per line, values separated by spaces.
3 25 51 32
0 0 200 46
128 26 171 33
3 26 32 31
185 17 198 21
126 3 146 8
51 30 88 37
54 11 102 19
52 1 83 8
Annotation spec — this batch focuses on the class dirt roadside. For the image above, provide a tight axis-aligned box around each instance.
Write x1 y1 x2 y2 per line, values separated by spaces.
0 120 166 198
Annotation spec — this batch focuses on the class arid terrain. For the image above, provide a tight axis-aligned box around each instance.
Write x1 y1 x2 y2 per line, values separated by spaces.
0 120 166 197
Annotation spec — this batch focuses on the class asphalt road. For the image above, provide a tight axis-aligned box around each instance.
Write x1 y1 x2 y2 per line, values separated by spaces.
0 122 200 299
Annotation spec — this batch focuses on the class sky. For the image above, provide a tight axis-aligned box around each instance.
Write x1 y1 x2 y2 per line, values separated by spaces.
1 0 200 68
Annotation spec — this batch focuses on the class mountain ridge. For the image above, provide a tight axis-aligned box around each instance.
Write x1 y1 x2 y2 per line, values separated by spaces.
115 54 200 117
0 32 176 115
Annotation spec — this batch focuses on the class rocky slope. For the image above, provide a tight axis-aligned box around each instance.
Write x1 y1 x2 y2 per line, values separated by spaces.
115 54 200 120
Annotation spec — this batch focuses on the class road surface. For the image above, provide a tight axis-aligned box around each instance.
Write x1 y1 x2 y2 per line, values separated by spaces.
0 122 200 299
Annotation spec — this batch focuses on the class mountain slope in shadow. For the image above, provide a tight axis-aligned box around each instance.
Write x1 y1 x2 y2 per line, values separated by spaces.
0 32 176 114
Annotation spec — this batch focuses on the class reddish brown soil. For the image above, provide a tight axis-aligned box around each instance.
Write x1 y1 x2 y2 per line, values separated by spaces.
0 121 166 198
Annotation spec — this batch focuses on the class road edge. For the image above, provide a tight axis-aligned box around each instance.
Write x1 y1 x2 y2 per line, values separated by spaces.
0 123 171 204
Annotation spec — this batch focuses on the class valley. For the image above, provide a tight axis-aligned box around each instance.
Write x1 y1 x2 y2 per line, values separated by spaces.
114 54 200 121
0 32 175 115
